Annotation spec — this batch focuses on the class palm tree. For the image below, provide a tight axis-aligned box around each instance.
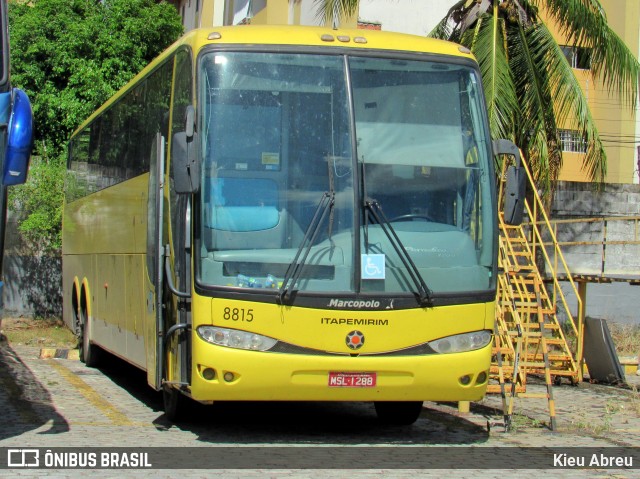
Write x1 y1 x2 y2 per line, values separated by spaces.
314 0 640 199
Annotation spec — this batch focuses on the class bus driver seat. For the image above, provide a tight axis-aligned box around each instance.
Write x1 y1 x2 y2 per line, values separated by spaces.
202 177 300 250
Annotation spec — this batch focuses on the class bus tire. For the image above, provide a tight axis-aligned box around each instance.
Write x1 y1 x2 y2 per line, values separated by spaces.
163 384 187 422
79 305 102 368
374 401 423 425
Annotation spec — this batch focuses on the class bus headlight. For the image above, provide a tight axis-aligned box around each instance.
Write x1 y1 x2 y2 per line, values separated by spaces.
197 326 278 351
428 330 492 354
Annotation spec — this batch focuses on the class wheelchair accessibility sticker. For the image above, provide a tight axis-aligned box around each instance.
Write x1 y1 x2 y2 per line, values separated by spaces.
361 254 385 280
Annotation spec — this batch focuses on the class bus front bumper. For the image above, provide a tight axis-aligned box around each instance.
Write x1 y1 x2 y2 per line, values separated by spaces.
188 341 491 402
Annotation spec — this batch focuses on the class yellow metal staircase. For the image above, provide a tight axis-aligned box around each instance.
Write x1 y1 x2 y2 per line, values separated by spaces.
490 151 584 430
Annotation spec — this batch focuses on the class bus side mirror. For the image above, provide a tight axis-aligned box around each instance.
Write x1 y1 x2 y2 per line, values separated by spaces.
494 139 526 226
3 88 33 186
171 106 199 194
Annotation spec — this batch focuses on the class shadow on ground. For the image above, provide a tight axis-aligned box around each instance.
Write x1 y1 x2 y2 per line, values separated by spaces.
0 339 69 441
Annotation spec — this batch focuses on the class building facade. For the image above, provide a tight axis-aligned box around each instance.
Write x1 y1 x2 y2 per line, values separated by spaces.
541 0 640 184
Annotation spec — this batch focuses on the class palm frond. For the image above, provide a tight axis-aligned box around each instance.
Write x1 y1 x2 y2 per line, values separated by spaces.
428 0 470 41
507 21 562 191
469 12 518 141
538 0 639 106
520 22 606 182
429 16 454 40
313 0 359 26
526 126 555 194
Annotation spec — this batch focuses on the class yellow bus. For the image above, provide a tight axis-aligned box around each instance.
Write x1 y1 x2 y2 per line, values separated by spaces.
63 25 524 424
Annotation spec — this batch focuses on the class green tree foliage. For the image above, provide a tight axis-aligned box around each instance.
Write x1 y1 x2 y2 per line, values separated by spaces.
9 149 65 255
9 0 184 154
7 0 183 254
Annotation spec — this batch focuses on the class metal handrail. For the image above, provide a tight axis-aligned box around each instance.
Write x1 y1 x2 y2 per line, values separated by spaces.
536 216 640 278
497 150 584 379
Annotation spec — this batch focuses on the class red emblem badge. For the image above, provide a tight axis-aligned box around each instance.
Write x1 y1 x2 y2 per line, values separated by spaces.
346 330 365 350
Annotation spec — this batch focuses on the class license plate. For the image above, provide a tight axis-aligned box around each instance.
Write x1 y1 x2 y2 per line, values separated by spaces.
328 372 377 388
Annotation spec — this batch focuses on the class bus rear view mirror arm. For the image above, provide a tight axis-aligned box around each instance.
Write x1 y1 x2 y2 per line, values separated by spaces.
494 139 526 226
185 104 195 138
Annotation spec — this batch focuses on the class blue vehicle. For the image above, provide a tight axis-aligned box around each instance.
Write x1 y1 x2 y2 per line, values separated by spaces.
0 0 33 308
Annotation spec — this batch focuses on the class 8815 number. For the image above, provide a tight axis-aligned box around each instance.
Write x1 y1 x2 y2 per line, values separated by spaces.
223 307 254 322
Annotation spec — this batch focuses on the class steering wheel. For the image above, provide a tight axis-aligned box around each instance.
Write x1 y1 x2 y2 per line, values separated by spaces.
389 213 434 222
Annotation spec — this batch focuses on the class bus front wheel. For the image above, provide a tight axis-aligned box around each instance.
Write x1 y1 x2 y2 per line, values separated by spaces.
374 401 423 425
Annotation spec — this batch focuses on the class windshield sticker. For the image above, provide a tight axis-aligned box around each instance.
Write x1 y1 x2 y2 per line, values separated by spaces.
262 152 280 171
361 254 385 280
262 152 280 164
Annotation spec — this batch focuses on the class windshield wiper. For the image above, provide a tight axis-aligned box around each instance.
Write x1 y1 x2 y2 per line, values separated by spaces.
364 197 433 307
278 191 335 305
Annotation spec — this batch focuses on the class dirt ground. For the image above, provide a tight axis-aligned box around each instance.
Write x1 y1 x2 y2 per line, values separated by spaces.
0 316 77 347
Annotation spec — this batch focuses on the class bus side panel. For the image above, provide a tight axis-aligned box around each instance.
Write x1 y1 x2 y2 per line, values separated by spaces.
92 253 147 369
144 272 158 389
125 254 147 368
62 176 149 370
95 254 125 356
62 253 148 370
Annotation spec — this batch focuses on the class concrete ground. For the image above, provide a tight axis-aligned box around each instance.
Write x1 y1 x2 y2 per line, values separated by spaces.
1 341 639 478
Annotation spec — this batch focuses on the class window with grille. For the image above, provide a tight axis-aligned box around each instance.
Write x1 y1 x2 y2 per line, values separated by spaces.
559 129 587 153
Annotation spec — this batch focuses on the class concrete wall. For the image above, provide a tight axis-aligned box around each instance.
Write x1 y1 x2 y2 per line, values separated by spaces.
552 181 640 325
2 254 61 318
1 214 62 318
550 181 640 277
553 181 640 217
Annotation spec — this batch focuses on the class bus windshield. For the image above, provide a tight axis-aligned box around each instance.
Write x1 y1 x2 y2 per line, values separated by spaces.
197 51 495 299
